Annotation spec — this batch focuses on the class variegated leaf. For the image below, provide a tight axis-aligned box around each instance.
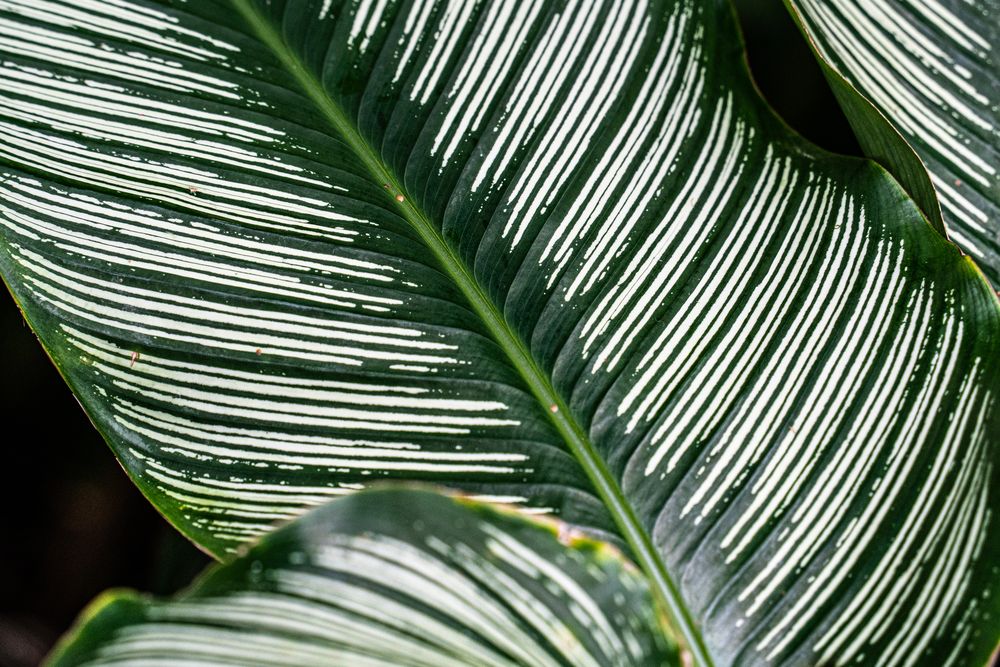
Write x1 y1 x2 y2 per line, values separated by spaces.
47 488 677 667
786 0 1000 286
0 1 997 665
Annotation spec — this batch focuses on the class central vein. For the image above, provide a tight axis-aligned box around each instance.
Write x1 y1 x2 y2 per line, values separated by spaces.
230 2 712 664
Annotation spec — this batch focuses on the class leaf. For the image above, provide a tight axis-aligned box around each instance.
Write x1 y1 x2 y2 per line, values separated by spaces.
46 487 677 667
0 0 997 665
784 0 1000 286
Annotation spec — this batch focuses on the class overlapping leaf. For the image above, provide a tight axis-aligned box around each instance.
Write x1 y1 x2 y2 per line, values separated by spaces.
47 488 676 666
787 0 1000 286
0 0 997 664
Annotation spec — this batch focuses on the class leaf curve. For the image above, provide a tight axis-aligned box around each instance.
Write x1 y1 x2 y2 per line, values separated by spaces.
47 487 677 667
0 0 998 665
785 0 1000 286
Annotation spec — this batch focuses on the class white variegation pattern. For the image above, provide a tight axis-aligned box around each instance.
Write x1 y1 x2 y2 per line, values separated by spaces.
47 490 676 667
0 2 609 546
0 0 997 665
791 0 1000 285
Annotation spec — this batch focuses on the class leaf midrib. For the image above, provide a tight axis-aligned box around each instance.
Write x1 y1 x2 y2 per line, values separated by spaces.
230 2 711 664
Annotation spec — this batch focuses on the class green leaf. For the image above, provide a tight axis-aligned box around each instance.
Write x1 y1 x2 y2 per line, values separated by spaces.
0 0 997 665
46 487 678 667
784 0 1000 286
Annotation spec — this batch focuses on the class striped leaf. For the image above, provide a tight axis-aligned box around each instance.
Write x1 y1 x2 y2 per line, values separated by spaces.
0 1 998 665
786 0 1000 286
47 488 677 666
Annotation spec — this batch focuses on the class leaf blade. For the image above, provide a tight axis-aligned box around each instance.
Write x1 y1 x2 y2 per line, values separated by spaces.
1 1 998 665
46 488 678 667
785 0 1000 286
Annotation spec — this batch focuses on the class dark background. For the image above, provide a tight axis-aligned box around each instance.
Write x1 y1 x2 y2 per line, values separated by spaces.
0 2 863 665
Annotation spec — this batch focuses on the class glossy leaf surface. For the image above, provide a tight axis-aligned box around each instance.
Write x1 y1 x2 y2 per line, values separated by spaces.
0 0 998 664
47 488 676 667
788 0 1000 285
